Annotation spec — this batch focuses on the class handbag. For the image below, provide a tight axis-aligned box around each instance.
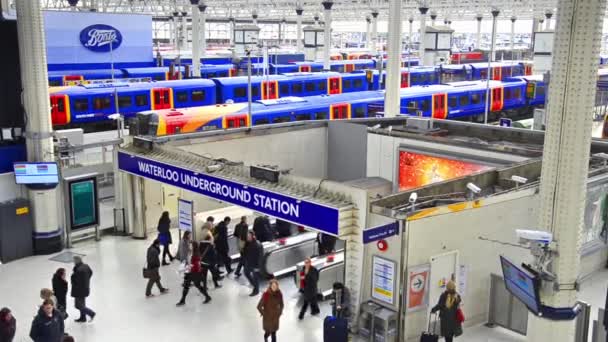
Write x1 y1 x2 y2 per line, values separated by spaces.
456 308 465 324
142 267 151 279
454 324 463 337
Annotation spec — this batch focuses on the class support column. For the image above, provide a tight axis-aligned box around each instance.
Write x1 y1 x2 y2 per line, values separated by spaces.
181 11 187 49
539 18 545 31
371 10 379 53
545 11 553 31
131 176 146 239
490 9 498 62
408 17 413 52
229 16 235 46
383 0 402 118
430 12 437 26
252 10 258 26
16 0 61 253
365 16 371 50
475 15 482 49
418 6 429 62
190 0 201 77
172 12 180 50
296 8 303 53
527 0 606 339
322 1 333 71
199 4 207 57
510 16 516 58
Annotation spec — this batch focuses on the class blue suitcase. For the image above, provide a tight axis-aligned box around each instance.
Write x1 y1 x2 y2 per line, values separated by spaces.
324 316 348 342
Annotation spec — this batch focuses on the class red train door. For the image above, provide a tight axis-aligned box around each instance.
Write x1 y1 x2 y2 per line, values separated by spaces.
328 76 341 94
299 65 311 72
492 67 502 80
491 87 504 111
224 114 249 128
432 93 447 119
229 68 237 77
524 64 533 76
152 88 172 110
401 72 409 88
330 103 350 120
50 94 69 125
345 63 355 73
261 80 278 100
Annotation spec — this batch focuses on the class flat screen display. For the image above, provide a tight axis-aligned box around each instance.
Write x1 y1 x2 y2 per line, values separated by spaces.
500 256 541 314
13 162 59 184
398 151 492 191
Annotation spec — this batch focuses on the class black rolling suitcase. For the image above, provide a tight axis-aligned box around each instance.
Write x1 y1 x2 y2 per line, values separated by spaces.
420 312 439 342
324 316 348 342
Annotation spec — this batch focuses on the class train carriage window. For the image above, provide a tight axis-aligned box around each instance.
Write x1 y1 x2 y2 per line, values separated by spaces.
318 81 326 91
153 91 160 104
428 73 437 84
191 90 205 101
93 97 111 110
471 93 481 104
49 80 61 86
315 112 328 120
118 96 132 108
537 86 545 96
57 98 65 113
272 116 291 123
305 82 315 92
135 94 149 106
254 118 270 125
343 80 352 89
295 114 311 121
504 89 512 100
292 83 303 94
420 99 430 112
280 84 289 95
411 74 421 85
252 86 260 97
513 88 522 99
234 87 247 98
407 101 418 115
354 79 363 88
448 96 458 108
153 75 165 81
176 91 188 103
353 107 365 118
73 99 89 112
459 95 469 106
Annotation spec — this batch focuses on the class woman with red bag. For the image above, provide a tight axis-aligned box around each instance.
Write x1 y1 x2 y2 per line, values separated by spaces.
431 280 463 342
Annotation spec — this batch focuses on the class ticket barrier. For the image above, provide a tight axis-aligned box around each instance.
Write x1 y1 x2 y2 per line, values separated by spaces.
294 251 345 298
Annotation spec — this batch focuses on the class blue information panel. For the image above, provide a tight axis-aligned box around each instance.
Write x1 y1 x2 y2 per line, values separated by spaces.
499 118 512 127
118 152 340 235
363 222 399 244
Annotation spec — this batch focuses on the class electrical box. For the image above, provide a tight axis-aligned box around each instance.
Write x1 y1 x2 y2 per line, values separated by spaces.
0 198 34 263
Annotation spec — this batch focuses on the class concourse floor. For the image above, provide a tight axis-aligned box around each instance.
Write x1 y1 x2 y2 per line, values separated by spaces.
0 232 605 342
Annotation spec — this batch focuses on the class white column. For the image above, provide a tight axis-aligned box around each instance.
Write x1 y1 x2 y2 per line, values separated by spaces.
490 9 498 62
418 7 428 62
181 11 187 49
16 0 60 251
365 16 371 50
430 12 436 26
296 8 303 53
371 10 379 53
528 0 606 339
199 4 207 57
383 0 402 118
539 18 545 31
475 15 482 49
229 16 235 46
510 16 516 56
252 10 258 26
191 1 201 77
322 1 333 71
408 17 413 51
545 11 553 30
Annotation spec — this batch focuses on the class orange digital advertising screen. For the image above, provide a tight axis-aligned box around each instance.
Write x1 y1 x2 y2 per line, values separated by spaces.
398 151 492 191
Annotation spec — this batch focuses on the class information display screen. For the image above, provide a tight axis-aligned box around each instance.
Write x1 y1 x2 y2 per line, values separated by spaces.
398 151 492 191
500 256 541 314
13 162 59 184
68 177 99 230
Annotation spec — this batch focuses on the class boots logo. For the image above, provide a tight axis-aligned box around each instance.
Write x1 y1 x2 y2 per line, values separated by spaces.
79 24 123 52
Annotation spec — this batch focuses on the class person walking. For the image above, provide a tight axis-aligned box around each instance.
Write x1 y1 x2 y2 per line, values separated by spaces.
234 216 249 277
253 215 272 242
176 231 192 264
52 268 68 319
317 233 337 255
0 308 16 342
71 256 96 323
298 258 320 320
275 219 292 238
431 280 462 342
176 241 212 306
145 239 169 298
244 232 264 296
157 211 174 265
257 279 284 342
214 216 233 274
200 235 223 288
200 216 215 243
29 300 64 342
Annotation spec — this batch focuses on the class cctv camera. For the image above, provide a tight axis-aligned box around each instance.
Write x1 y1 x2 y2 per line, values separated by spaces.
511 175 528 184
466 182 481 194
409 192 418 203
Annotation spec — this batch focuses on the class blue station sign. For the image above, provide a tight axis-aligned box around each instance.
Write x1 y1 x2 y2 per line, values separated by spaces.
79 24 123 52
363 222 399 244
118 152 340 235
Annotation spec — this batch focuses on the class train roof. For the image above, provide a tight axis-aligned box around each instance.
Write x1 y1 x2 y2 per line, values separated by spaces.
121 66 186 73
50 79 215 95
47 69 123 77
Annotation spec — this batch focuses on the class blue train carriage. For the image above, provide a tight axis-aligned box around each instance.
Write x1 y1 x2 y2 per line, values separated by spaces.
504 75 546 107
48 69 126 86
122 66 186 81
364 67 440 90
200 64 237 78
468 62 527 81
439 64 472 83
49 79 216 128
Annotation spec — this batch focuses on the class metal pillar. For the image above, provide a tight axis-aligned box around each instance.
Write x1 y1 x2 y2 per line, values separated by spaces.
131 176 146 239
545 11 553 31
539 18 545 31
181 11 187 49
490 9 498 62
365 16 371 50
527 0 606 339
229 16 235 46
190 1 201 78
322 1 333 71
418 7 429 62
16 0 61 253
199 4 207 57
510 16 516 54
476 15 482 50
252 10 258 26
430 12 437 26
383 0 402 118
408 17 413 52
483 9 499 125
296 8 303 53
371 10 379 54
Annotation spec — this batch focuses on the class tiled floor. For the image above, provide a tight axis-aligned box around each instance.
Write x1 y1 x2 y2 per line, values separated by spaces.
0 232 605 342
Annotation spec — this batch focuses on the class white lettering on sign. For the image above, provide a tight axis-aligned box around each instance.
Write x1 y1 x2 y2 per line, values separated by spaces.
85 29 118 48
136 161 300 218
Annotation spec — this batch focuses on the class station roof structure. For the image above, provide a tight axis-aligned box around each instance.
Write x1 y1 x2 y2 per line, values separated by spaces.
25 0 561 23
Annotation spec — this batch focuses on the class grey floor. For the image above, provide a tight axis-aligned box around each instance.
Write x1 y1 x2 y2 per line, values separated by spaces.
0 231 605 342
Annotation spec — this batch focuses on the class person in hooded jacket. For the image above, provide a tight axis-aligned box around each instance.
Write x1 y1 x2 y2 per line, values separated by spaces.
431 280 462 342
145 239 169 298
52 268 68 319
298 258 320 320
0 307 16 342
157 211 174 265
244 232 264 296
257 279 284 342
29 299 64 342
199 235 223 288
71 256 95 323
214 216 233 274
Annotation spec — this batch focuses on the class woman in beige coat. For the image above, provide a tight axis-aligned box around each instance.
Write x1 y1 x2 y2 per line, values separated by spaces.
257 279 284 342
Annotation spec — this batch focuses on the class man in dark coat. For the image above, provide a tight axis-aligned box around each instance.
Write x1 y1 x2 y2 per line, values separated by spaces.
298 258 320 319
275 219 292 238
244 232 264 296
71 256 96 323
234 216 249 277
214 216 233 274
145 239 168 297
318 233 337 255
200 236 223 288
29 300 64 342
0 307 16 342
253 215 273 242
